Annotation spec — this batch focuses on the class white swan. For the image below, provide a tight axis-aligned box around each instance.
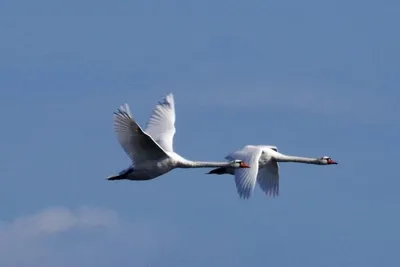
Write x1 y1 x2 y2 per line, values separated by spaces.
207 145 338 199
107 94 251 181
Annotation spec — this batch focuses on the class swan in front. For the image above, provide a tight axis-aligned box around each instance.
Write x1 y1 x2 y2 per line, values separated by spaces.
207 145 338 199
107 94 250 181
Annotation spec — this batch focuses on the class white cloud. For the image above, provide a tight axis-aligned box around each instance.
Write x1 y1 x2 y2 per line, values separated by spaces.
1 207 119 239
0 206 177 267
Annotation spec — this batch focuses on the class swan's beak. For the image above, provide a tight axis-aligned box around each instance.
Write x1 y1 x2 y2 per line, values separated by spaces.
240 162 251 168
328 159 338 164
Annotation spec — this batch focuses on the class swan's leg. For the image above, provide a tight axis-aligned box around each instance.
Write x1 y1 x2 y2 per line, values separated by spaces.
106 167 134 180
206 167 229 175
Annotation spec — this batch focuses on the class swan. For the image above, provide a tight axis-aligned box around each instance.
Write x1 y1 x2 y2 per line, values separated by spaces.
206 145 338 199
107 93 251 181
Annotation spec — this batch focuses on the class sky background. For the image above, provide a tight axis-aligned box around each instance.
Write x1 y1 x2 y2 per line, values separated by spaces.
0 0 399 266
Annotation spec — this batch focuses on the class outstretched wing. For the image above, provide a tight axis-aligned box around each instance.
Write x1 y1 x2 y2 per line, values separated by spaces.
257 160 280 197
144 93 176 152
256 145 278 152
226 146 263 199
254 145 280 197
114 103 168 164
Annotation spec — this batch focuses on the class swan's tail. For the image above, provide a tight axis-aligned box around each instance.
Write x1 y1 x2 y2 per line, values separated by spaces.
206 167 228 175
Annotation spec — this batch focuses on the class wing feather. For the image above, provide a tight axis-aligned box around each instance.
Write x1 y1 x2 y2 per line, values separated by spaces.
256 145 278 152
114 103 168 164
257 160 280 197
226 146 262 199
144 93 176 152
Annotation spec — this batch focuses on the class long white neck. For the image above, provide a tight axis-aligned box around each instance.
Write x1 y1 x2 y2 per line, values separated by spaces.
275 154 320 164
179 160 232 169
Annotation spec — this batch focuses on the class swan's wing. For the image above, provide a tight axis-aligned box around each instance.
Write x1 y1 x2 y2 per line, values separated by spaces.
257 160 280 197
256 145 278 152
226 146 263 199
144 93 176 152
114 103 168 164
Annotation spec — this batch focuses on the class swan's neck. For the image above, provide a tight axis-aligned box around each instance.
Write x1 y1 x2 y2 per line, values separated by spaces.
179 160 231 168
275 154 320 164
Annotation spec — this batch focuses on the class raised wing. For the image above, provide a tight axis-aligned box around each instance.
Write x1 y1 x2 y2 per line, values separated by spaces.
256 145 278 152
114 103 168 164
144 93 176 152
257 160 280 197
226 146 263 199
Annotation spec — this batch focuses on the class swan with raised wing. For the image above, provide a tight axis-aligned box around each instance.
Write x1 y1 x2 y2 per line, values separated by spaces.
207 145 337 198
107 94 250 181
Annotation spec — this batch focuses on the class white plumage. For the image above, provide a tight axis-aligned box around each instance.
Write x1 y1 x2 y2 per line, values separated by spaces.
208 145 337 199
144 93 176 153
107 93 251 181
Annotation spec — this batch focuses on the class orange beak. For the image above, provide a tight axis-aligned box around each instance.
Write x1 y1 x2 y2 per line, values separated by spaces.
240 162 251 168
327 159 338 164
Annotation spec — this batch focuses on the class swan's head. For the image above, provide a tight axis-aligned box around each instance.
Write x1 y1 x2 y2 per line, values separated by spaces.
230 159 251 168
319 156 338 165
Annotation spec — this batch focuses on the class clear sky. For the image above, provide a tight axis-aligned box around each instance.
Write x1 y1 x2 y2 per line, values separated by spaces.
0 0 399 266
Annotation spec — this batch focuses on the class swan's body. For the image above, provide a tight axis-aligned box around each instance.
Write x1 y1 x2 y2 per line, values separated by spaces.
107 94 250 181
207 145 337 198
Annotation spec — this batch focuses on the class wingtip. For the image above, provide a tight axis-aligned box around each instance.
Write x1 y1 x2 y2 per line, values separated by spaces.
115 103 132 116
158 93 174 106
237 190 252 200
118 103 127 110
114 103 135 120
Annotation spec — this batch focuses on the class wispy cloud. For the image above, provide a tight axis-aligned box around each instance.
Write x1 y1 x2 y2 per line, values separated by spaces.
0 206 177 267
0 207 119 239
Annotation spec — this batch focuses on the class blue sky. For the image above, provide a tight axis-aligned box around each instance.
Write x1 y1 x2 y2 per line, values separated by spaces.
0 0 399 266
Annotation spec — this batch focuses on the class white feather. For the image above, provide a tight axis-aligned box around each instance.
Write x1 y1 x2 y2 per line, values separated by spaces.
226 146 263 199
257 161 279 197
109 95 248 181
145 93 176 152
113 104 168 164
216 144 336 198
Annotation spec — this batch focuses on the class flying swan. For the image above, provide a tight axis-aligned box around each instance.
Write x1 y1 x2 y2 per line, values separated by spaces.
107 93 250 181
207 145 338 198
